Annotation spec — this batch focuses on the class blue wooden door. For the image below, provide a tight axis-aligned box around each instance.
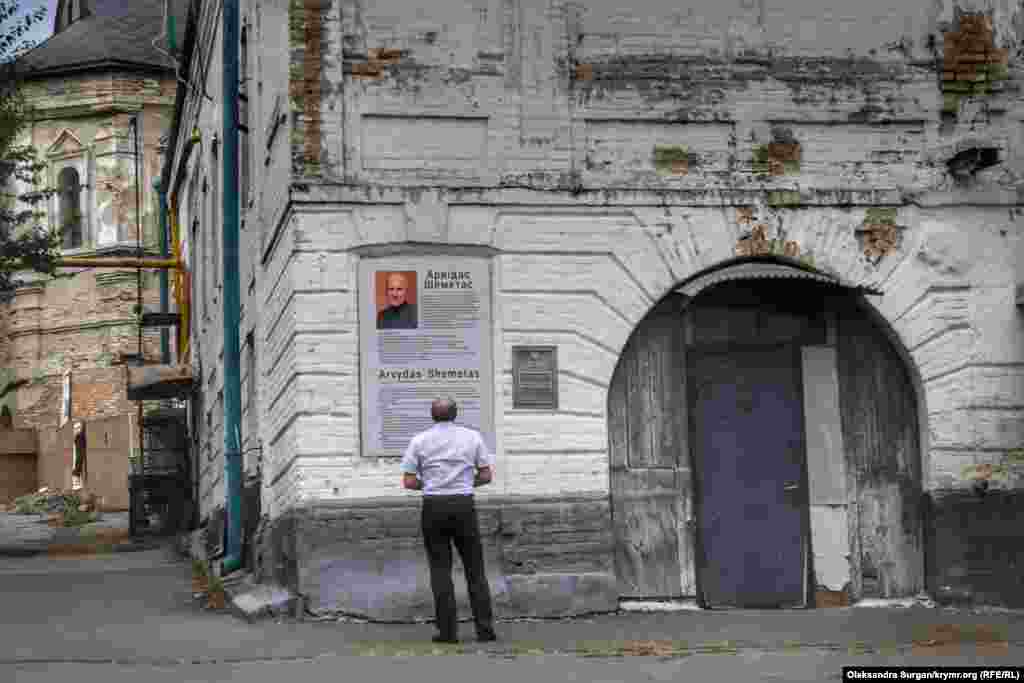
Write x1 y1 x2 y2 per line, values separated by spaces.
690 346 808 608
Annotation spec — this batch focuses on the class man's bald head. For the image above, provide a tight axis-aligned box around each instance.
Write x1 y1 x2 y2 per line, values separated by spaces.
385 273 409 308
431 398 458 422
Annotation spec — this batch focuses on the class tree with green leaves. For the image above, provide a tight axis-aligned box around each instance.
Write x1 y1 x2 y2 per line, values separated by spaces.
1 1 59 301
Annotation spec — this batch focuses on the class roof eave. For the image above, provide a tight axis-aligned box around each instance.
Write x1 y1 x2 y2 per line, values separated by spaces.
18 59 176 81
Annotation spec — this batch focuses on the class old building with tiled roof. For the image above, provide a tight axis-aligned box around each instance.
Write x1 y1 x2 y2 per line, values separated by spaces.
0 0 185 510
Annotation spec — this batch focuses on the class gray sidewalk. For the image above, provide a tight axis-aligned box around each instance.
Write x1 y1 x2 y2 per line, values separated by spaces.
0 545 1021 665
0 511 160 556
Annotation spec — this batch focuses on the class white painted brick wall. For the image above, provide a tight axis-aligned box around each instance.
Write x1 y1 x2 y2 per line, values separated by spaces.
252 0 292 226
248 199 1021 504
170 0 1024 519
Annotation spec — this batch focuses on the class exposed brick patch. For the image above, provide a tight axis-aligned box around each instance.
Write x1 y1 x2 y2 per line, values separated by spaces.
734 223 804 261
350 47 403 79
652 145 696 176
855 208 904 263
21 73 173 108
942 13 1010 114
574 63 593 81
753 127 801 177
1 271 162 432
289 0 332 178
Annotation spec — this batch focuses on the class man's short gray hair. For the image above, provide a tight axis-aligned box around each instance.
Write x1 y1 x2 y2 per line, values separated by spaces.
431 398 457 422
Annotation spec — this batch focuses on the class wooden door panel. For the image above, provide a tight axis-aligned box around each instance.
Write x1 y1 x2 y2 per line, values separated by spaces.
609 296 692 598
612 468 682 598
625 313 684 469
676 468 697 596
836 305 923 598
608 336 630 473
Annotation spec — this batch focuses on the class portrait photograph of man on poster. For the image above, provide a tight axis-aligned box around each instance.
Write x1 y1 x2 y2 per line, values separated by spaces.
376 271 418 330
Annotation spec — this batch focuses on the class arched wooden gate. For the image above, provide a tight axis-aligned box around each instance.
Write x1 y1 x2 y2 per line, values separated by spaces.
609 270 923 607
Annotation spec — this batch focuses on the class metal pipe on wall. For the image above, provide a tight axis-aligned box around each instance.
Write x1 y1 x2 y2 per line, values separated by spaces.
155 177 170 364
221 0 243 575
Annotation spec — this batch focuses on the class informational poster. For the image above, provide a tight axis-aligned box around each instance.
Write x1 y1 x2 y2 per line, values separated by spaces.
359 258 495 458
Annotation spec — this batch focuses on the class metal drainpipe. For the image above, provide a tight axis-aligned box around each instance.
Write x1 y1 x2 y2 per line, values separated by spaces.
221 0 243 575
154 178 170 364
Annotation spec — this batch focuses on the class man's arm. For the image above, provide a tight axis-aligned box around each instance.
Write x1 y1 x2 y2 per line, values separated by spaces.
473 466 492 488
400 438 422 490
473 437 494 487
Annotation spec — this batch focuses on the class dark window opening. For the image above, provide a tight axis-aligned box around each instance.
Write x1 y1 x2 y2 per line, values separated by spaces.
240 25 252 211
58 166 83 249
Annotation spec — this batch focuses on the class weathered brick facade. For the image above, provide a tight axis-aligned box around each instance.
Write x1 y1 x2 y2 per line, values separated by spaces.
169 0 1024 616
1 8 180 500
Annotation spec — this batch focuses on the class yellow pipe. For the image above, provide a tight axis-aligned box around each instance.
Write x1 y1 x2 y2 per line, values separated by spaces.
168 199 190 360
55 257 182 269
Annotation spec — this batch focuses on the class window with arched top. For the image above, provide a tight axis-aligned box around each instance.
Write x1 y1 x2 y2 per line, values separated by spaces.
46 129 90 249
58 166 83 249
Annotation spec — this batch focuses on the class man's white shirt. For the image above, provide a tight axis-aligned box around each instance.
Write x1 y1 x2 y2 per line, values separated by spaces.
401 422 494 496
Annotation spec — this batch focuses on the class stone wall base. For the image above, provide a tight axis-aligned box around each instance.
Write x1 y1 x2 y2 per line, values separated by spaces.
925 490 1024 608
260 494 618 621
246 488 1024 619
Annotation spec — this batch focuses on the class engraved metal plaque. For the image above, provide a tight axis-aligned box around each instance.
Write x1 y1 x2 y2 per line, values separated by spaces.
513 346 558 409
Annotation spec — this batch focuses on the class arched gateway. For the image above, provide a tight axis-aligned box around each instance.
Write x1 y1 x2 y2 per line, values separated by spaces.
609 257 924 608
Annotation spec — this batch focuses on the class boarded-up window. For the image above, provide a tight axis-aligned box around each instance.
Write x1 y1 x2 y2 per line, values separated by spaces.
513 346 558 409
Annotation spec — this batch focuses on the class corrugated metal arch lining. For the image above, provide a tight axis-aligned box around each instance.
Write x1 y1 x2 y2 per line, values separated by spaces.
675 258 882 298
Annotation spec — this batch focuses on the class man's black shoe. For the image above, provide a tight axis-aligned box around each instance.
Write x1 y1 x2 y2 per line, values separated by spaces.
477 632 498 643
432 635 459 644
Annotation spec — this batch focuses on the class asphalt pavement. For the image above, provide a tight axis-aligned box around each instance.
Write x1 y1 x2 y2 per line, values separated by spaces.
0 543 1021 682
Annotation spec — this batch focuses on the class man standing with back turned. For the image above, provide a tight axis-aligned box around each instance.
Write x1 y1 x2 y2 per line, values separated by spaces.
401 398 498 644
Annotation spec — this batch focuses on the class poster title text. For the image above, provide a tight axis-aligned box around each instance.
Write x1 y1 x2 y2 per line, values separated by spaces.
424 270 474 289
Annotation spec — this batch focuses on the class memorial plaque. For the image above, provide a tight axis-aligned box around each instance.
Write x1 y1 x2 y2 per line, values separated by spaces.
513 346 558 409
359 258 495 458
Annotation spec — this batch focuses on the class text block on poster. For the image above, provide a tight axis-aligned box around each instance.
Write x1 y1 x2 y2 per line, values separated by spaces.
359 258 495 458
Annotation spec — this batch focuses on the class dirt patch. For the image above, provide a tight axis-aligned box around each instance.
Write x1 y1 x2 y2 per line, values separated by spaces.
911 623 1009 656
